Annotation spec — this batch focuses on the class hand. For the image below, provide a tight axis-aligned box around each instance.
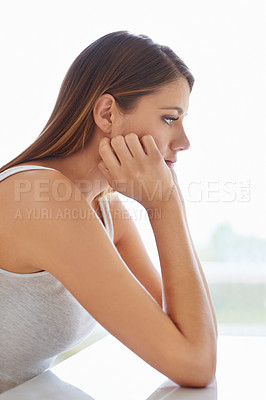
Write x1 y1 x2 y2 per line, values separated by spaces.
97 133 175 209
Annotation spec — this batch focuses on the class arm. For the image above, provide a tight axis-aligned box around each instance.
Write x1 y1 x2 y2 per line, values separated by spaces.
147 189 217 369
108 187 217 339
182 216 218 338
97 134 217 386
109 193 163 308
169 171 218 338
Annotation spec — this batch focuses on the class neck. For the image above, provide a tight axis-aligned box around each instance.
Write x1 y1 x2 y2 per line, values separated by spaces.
24 132 110 204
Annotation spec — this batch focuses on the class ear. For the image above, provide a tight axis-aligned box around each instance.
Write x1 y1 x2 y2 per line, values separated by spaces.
93 94 116 134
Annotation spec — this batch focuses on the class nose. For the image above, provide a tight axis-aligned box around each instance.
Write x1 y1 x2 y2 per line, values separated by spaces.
171 127 191 152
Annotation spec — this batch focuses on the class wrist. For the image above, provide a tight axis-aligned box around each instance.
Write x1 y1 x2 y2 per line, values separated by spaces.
143 186 184 220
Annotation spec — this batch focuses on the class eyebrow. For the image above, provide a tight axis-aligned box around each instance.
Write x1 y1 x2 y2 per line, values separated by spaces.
158 107 184 114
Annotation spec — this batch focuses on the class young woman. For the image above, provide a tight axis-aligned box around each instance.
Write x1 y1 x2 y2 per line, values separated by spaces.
0 31 217 393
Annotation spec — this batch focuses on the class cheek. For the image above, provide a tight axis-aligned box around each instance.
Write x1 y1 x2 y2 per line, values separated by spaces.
122 116 166 153
123 112 154 134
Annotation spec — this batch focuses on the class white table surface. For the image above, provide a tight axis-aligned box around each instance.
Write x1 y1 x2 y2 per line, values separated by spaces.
1 333 266 399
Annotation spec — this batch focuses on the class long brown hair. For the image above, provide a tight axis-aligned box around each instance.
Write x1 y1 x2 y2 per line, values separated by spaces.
0 31 194 202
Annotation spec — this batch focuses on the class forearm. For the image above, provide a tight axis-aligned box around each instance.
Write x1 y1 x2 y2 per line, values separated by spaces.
170 173 218 338
183 216 218 338
148 188 217 349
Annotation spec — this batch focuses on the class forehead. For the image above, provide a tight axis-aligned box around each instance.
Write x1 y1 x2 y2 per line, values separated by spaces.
137 78 190 111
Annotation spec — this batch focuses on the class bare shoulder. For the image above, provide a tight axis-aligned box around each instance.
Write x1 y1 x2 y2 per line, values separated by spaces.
0 168 82 273
3 167 93 234
0 168 71 227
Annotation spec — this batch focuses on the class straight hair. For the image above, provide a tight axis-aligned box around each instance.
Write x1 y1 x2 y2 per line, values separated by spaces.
0 31 194 202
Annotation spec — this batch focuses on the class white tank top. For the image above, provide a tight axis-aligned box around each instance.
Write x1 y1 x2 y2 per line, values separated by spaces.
0 165 114 393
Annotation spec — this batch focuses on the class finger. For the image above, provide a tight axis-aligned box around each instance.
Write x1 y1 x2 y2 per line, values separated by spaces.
140 135 161 159
110 135 133 165
99 138 121 171
124 133 147 159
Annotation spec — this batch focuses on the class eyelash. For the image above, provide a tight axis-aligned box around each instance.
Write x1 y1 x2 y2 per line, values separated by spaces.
163 116 179 126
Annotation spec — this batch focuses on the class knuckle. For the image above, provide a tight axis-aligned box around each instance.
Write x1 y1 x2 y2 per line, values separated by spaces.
141 134 152 142
99 138 110 148
111 135 124 144
127 133 138 139
99 144 109 153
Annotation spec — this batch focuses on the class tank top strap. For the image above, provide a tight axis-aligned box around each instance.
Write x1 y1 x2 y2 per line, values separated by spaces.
98 194 114 243
0 165 57 182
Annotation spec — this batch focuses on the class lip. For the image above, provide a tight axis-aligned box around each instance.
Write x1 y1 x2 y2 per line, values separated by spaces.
165 160 176 168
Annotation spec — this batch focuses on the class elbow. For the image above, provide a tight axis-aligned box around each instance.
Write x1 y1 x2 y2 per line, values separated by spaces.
178 368 216 389
172 346 217 388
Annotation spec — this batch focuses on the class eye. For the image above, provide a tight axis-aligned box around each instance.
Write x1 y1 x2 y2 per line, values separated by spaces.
163 116 179 126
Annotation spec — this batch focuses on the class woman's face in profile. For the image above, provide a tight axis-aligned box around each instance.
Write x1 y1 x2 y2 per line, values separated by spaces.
117 78 191 162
